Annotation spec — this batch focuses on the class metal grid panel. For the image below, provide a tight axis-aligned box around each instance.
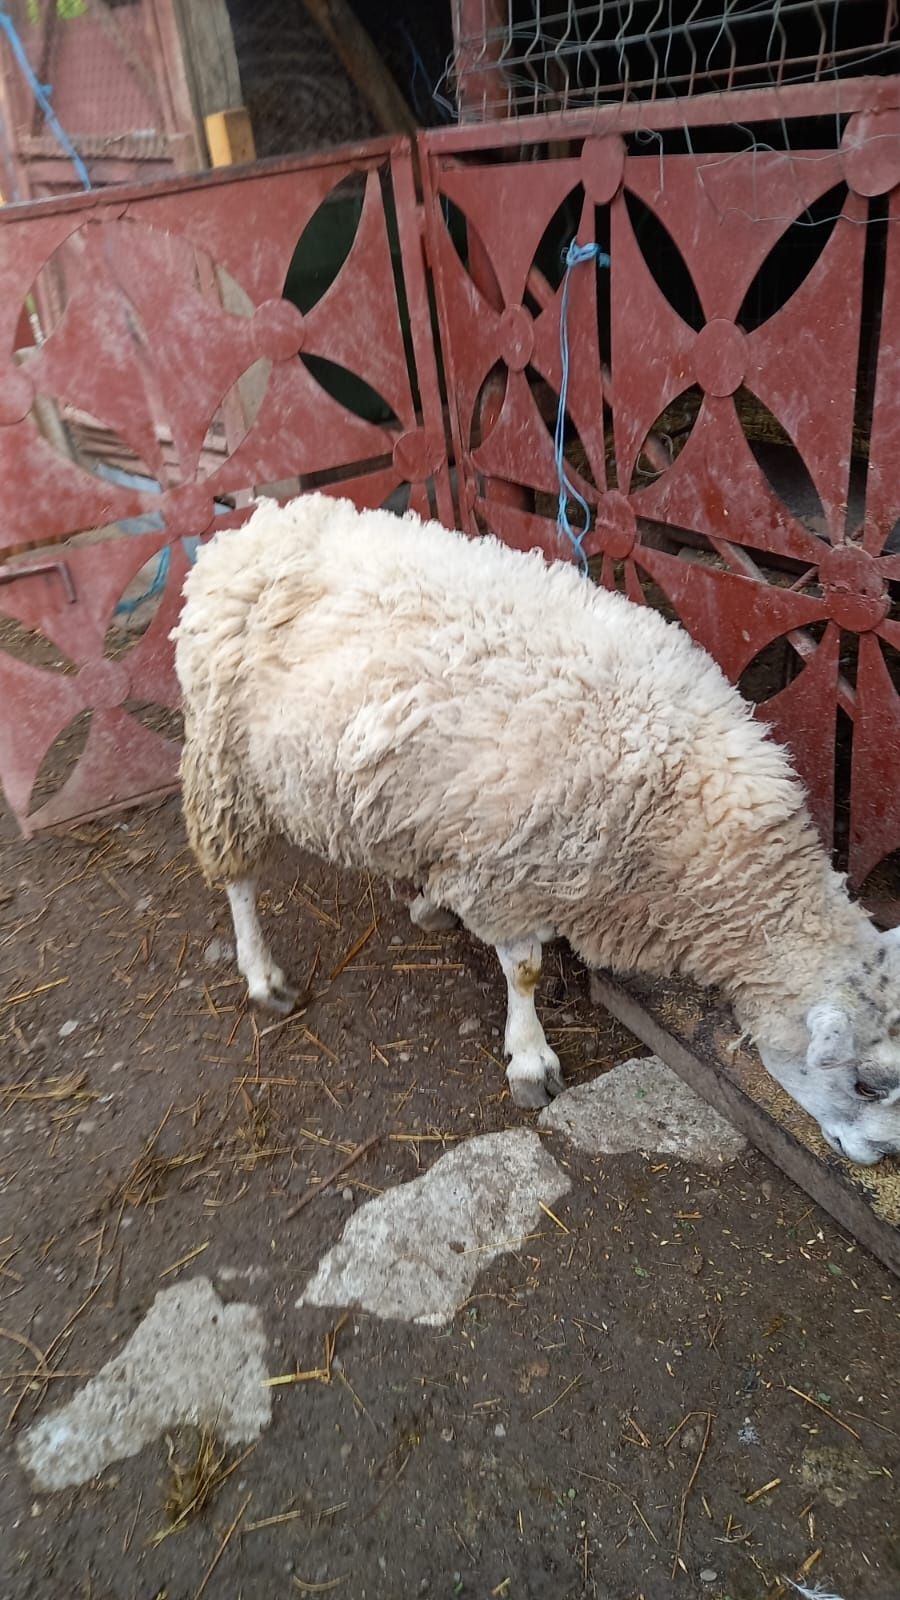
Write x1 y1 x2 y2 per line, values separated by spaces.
450 1 900 120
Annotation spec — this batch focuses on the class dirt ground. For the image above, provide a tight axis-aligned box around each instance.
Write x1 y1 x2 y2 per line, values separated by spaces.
0 795 898 1600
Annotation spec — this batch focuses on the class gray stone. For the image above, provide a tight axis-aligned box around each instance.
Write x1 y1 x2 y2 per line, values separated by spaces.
539 1055 746 1164
18 1278 270 1491
296 1131 570 1327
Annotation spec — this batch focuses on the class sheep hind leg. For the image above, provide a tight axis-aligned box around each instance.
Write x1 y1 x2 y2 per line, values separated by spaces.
226 878 299 1015
496 935 564 1109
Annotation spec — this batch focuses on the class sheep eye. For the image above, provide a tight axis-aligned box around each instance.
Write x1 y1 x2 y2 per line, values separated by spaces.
855 1079 887 1101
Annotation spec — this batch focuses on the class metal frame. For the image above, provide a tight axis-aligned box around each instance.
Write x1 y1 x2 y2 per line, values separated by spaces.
419 78 900 894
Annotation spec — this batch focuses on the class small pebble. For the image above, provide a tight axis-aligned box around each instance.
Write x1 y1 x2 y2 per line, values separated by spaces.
390 935 403 947
699 1571 717 1585
58 1020 78 1039
134 894 152 914
458 1016 480 1038
342 1188 354 1203
493 1423 506 1438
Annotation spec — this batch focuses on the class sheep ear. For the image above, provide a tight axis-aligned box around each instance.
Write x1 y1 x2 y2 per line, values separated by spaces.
806 1004 854 1070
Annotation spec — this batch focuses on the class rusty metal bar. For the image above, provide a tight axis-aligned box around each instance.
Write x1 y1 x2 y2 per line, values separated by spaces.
0 558 75 602
421 74 900 157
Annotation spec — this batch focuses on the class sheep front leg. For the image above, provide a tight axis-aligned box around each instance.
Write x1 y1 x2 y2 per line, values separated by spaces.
496 936 564 1109
226 878 298 1015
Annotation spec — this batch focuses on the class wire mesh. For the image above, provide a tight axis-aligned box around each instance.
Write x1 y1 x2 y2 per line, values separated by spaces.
225 0 376 159
449 1 900 121
225 0 454 161
3 0 168 165
0 0 454 199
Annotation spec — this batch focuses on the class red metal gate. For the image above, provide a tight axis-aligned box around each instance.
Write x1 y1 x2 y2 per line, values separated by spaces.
420 82 900 897
0 139 451 835
1 86 900 901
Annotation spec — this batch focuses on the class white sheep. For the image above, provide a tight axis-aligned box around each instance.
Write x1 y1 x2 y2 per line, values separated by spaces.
173 494 900 1166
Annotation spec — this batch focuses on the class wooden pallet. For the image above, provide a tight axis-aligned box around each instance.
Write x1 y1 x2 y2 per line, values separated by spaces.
591 971 900 1279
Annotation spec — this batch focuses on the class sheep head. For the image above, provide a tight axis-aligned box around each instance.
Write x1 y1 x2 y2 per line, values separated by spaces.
759 937 900 1166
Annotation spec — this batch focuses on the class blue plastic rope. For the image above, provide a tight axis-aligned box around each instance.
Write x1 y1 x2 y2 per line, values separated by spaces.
0 9 91 190
555 238 610 574
114 544 170 616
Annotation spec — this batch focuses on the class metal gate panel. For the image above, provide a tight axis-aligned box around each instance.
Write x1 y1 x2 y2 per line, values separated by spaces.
420 88 900 895
0 141 451 837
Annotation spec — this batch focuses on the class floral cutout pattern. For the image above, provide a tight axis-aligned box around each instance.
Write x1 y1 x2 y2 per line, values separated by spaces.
0 144 449 834
423 114 900 889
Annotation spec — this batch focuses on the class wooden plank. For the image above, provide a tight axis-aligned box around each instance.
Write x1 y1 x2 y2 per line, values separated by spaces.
173 0 243 117
590 971 900 1279
205 108 255 169
145 0 208 174
301 0 417 136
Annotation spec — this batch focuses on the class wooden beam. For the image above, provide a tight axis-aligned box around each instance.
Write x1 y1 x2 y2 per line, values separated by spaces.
591 971 900 1279
173 0 243 117
300 0 417 136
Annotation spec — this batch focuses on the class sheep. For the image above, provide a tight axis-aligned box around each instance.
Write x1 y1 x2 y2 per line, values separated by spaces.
172 493 900 1167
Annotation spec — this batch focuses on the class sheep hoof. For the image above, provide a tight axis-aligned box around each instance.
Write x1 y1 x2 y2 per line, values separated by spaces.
249 977 300 1015
507 1050 565 1109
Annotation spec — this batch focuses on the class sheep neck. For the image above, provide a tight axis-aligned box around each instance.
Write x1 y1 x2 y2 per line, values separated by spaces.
677 811 873 1051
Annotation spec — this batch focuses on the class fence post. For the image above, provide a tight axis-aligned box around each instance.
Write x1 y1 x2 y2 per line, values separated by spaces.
450 1 530 524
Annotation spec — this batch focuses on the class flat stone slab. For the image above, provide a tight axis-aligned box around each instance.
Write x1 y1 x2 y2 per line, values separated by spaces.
539 1055 747 1165
296 1129 570 1327
19 1278 270 1492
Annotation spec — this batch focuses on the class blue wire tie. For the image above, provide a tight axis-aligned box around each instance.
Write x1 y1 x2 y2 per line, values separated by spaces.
555 238 610 575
